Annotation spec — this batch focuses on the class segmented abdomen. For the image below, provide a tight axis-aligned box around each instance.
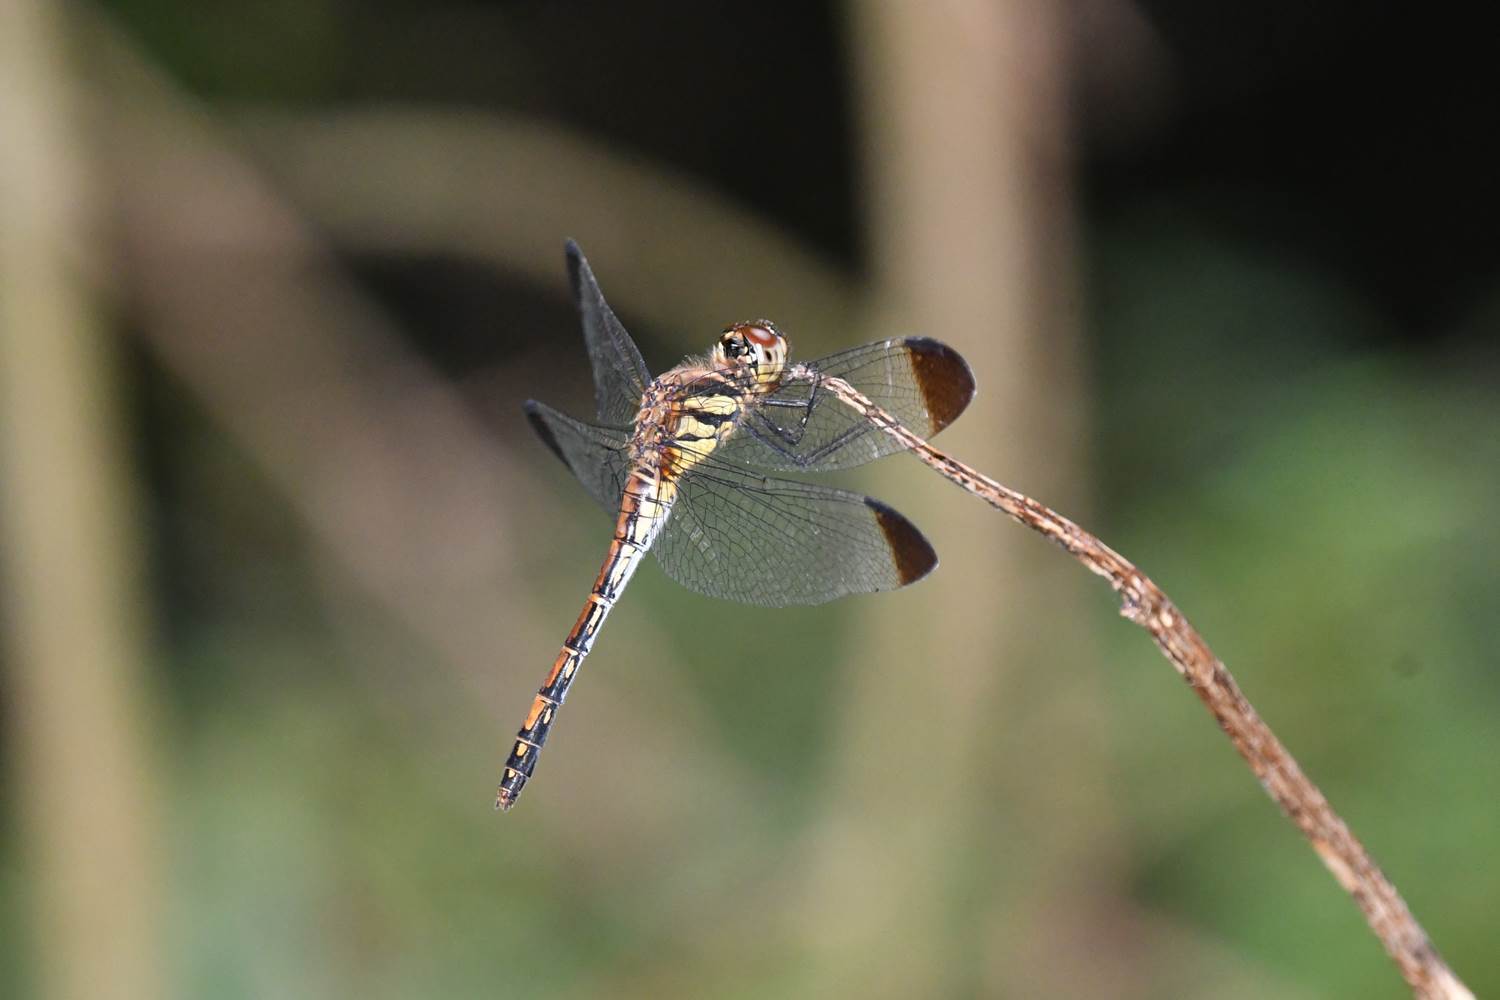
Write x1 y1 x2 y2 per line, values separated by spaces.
495 465 675 810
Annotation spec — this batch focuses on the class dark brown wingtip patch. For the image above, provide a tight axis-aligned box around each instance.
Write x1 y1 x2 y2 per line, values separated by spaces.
524 400 574 474
865 498 939 587
904 337 976 434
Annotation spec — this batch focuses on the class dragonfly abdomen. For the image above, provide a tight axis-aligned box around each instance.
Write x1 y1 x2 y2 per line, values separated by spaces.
495 464 676 810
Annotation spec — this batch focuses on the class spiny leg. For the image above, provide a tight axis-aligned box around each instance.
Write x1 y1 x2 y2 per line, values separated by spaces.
741 412 873 468
757 374 823 446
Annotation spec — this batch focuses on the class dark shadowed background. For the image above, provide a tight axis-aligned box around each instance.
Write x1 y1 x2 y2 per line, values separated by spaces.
1 2 1496 998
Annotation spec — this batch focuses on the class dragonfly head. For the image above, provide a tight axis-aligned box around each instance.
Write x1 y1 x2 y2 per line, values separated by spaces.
714 321 788 392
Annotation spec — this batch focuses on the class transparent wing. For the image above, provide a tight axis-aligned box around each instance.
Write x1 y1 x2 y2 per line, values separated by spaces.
523 399 631 511
653 458 937 607
710 337 975 472
566 240 651 427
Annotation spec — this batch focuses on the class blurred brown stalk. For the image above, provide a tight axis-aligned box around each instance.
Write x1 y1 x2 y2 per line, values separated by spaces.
0 3 162 999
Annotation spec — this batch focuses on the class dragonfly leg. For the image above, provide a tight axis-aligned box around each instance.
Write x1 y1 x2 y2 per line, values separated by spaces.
741 416 871 469
757 375 822 446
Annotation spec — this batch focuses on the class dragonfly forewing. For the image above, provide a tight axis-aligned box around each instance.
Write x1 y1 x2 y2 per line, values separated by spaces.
711 336 975 472
567 240 650 427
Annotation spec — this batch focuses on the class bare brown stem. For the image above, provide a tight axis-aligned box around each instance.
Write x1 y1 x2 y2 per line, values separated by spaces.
0 3 160 997
811 371 1472 1000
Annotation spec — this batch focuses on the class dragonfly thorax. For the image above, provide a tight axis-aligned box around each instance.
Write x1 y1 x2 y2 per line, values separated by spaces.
622 321 792 476
630 366 747 479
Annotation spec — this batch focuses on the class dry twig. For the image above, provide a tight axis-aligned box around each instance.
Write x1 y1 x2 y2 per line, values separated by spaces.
811 372 1473 1000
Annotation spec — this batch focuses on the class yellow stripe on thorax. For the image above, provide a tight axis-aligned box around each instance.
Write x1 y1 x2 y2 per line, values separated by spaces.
665 390 741 476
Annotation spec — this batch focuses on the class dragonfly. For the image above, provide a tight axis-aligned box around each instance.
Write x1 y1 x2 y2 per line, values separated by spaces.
497 241 975 810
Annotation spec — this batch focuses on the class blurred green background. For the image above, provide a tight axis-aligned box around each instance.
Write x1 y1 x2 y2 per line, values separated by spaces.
1 2 1495 998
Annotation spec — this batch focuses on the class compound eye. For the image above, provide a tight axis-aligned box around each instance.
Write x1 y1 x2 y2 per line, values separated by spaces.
741 324 779 350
